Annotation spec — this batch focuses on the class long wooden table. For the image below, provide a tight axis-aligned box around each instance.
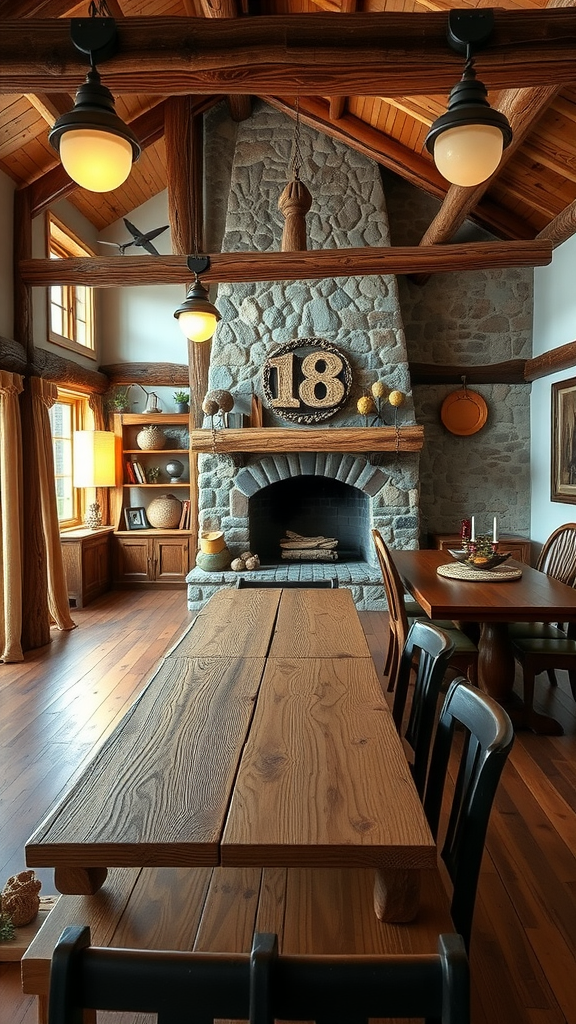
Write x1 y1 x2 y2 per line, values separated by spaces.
393 548 576 733
25 587 435 922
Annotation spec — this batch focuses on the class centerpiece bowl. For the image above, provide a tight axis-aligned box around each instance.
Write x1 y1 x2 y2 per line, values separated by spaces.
447 548 512 572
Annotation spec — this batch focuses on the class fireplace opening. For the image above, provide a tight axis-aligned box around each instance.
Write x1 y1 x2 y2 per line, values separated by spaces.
249 476 371 566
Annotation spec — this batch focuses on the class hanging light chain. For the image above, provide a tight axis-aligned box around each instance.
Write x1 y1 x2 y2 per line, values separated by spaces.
290 97 303 182
88 0 112 16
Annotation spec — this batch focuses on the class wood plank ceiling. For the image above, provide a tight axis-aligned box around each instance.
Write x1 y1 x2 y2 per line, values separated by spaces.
1 0 576 249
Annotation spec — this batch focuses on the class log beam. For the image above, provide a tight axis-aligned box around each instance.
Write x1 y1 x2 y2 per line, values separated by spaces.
537 198 576 248
2 13 576 94
101 363 189 387
19 241 553 288
525 341 576 381
410 360 527 386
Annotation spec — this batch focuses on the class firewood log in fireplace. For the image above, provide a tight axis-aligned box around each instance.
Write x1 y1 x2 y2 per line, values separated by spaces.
280 530 339 561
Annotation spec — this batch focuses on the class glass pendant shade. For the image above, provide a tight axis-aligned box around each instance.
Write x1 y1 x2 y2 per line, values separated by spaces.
59 129 133 192
49 68 141 193
432 123 504 187
174 279 221 343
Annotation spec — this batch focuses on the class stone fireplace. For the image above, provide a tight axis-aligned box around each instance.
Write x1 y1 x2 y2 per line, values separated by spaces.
186 101 421 611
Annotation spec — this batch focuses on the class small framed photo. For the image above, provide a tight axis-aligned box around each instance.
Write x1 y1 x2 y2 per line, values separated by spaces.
124 506 150 530
552 376 576 503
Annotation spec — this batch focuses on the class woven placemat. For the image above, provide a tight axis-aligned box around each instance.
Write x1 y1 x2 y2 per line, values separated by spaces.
437 562 523 583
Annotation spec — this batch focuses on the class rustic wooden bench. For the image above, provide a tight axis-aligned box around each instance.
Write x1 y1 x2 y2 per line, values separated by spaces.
22 862 453 1024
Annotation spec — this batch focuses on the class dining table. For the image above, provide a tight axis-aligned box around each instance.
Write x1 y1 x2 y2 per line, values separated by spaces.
393 548 576 734
25 586 436 923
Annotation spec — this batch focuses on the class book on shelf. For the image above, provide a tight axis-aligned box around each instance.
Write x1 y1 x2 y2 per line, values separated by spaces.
125 459 137 484
132 460 146 484
178 499 190 530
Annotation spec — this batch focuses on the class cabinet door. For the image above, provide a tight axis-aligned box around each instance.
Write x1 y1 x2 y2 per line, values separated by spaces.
82 534 112 602
153 537 190 582
115 536 152 582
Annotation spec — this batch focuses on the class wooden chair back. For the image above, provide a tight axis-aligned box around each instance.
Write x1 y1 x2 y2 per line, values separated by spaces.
393 619 455 797
48 926 470 1024
536 523 576 586
372 529 410 689
423 679 514 951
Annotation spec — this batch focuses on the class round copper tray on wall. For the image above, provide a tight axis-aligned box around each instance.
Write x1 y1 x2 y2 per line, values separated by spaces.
440 388 488 436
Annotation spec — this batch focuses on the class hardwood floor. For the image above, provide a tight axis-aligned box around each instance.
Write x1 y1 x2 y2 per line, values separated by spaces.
1 590 576 1023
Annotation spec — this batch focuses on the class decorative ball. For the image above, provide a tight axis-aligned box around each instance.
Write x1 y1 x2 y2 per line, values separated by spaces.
357 395 376 416
371 381 388 399
388 390 405 407
137 424 166 450
245 555 260 570
240 551 253 561
165 459 184 482
206 389 234 413
146 494 182 529
202 397 219 417
231 557 246 572
1 870 41 928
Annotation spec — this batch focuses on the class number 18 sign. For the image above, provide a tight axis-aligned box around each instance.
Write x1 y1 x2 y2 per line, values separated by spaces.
262 338 353 425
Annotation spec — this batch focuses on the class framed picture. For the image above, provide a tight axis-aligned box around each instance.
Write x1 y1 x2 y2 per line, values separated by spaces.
124 506 150 530
551 376 576 503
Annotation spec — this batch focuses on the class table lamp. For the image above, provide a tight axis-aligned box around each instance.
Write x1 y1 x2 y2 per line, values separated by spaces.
73 430 116 529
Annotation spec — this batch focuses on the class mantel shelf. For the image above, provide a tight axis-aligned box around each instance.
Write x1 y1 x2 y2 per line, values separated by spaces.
189 426 424 454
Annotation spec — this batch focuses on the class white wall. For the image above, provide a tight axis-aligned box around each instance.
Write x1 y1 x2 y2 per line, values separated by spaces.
98 192 188 366
0 169 15 339
531 233 576 545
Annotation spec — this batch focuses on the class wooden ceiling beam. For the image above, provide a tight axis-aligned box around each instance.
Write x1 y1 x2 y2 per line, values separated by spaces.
537 197 576 248
18 240 553 288
2 13 576 94
24 92 72 124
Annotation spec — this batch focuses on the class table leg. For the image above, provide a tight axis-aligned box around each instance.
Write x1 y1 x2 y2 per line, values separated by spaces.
373 868 421 922
54 866 108 895
478 622 516 702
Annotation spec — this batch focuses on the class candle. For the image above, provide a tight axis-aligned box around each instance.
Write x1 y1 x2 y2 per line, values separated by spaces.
470 516 475 542
493 516 498 543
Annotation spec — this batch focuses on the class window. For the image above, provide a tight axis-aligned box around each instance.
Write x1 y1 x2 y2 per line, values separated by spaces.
47 215 95 358
49 390 89 528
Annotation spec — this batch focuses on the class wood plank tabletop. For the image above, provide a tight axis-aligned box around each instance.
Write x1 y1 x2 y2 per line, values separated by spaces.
167 587 281 658
221 656 435 869
270 588 372 659
393 548 576 621
26 656 265 871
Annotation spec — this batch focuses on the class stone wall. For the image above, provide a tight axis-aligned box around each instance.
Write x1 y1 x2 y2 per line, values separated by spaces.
381 171 532 544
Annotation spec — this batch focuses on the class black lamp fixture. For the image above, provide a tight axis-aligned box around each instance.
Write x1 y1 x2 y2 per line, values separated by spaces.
174 257 222 344
424 10 512 188
49 1 141 193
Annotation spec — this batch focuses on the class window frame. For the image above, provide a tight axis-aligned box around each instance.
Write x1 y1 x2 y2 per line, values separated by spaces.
49 389 91 530
47 213 96 360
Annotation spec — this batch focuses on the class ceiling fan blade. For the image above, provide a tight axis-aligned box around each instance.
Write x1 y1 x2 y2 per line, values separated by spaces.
123 218 140 239
143 225 169 242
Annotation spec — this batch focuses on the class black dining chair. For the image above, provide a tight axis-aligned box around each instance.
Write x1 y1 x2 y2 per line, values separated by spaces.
48 925 469 1024
423 678 514 952
236 577 338 588
392 618 456 797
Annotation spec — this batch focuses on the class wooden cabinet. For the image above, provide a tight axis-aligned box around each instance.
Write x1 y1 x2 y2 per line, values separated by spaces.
431 533 531 564
60 527 114 607
112 413 192 588
114 535 190 586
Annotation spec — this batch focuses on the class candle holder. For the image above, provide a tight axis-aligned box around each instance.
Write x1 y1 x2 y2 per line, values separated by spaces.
449 534 511 571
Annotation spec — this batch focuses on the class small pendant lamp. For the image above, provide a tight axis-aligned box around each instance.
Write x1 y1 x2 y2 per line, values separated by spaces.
49 6 141 193
174 257 221 344
424 11 512 188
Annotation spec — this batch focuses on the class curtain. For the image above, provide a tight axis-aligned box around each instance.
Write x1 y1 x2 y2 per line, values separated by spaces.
0 370 24 662
30 378 75 631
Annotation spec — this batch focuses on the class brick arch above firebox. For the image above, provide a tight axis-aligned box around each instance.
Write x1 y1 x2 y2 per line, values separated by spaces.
234 453 387 499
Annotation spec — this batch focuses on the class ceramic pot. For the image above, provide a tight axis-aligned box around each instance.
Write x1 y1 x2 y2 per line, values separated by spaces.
136 424 166 451
146 494 182 529
200 530 225 554
196 547 231 572
175 402 189 414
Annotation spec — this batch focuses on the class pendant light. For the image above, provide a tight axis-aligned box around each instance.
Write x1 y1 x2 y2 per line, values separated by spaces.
425 10 512 188
174 257 221 344
49 3 141 193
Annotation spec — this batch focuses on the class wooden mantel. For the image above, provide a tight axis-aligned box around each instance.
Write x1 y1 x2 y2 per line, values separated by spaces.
189 426 424 454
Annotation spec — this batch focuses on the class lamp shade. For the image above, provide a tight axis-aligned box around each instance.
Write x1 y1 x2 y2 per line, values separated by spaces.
174 279 221 343
49 68 141 193
73 431 116 488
